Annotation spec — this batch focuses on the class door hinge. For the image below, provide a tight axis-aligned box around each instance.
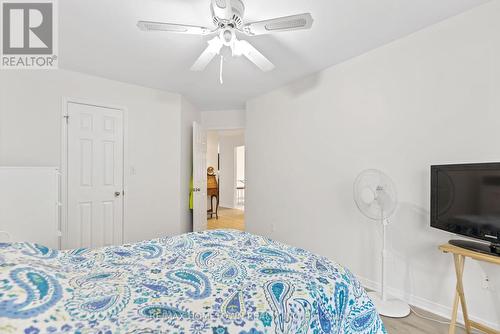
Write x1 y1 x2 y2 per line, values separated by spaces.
63 115 69 124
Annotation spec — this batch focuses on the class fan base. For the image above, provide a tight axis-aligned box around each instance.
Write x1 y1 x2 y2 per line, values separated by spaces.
367 292 411 318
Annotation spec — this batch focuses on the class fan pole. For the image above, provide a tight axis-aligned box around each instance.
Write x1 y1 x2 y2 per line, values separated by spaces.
381 217 388 302
355 169 410 318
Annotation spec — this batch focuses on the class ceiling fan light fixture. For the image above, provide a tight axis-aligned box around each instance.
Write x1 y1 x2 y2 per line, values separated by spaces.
223 30 233 43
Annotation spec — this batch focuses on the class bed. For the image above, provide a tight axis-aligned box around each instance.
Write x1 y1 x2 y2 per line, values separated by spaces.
0 230 386 334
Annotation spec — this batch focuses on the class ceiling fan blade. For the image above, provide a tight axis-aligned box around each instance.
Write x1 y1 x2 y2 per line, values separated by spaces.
211 0 233 20
137 21 211 35
242 13 313 36
233 40 275 72
191 36 224 71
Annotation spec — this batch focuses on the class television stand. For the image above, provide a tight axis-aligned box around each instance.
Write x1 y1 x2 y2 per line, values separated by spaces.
449 239 500 257
439 243 500 334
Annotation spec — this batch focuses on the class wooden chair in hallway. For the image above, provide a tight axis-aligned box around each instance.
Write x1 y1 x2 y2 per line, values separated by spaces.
207 167 219 219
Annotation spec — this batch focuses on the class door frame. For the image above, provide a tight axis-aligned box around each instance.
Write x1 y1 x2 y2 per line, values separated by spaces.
192 121 208 232
233 145 245 209
60 97 129 249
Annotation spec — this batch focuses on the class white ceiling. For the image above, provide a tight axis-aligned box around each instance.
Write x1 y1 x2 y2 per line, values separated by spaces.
60 0 488 110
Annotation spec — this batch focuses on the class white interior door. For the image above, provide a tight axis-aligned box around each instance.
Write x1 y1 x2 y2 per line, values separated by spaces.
193 121 207 232
66 102 124 249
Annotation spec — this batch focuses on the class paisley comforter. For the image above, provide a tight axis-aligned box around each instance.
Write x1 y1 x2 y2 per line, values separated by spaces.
0 230 386 334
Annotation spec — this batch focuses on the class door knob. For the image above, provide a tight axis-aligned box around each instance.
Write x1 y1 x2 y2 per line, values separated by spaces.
114 191 121 197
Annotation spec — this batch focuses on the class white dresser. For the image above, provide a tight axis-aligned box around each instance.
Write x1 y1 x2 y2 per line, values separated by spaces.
0 167 60 249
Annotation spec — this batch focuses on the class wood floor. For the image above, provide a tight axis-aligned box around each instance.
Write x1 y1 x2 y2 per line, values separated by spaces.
382 306 477 334
206 210 476 334
207 207 245 231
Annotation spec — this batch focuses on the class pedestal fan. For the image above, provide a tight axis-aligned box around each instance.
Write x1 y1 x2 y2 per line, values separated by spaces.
354 169 410 318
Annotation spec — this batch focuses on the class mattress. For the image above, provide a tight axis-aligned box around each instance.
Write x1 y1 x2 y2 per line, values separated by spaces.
0 230 386 333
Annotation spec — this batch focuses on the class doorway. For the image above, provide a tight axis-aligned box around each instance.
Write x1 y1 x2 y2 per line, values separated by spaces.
235 145 245 210
62 100 126 249
206 129 245 230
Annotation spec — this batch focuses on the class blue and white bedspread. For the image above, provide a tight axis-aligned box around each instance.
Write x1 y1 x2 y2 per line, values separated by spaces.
0 230 386 334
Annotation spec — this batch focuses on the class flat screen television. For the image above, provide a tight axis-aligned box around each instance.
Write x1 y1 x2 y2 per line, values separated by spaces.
431 163 500 256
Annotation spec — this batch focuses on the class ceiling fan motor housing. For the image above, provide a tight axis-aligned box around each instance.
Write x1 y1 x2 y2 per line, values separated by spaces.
211 0 245 27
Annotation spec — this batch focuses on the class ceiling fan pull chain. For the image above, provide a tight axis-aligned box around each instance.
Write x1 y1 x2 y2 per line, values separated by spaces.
219 55 224 85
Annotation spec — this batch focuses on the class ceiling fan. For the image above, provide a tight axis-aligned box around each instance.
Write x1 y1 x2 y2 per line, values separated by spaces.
137 0 313 74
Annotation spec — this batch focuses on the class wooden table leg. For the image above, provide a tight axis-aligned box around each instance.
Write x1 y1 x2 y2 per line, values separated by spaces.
453 254 472 334
215 195 219 220
440 244 500 334
449 289 459 334
209 196 214 219
449 253 465 334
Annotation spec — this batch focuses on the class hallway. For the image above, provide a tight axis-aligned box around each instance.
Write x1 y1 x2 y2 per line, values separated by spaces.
207 207 245 231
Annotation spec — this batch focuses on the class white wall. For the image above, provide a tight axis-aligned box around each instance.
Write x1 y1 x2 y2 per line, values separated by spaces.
201 109 246 130
0 69 192 242
219 131 245 208
246 1 500 328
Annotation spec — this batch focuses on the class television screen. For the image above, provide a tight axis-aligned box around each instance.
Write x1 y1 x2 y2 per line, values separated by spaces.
431 163 500 244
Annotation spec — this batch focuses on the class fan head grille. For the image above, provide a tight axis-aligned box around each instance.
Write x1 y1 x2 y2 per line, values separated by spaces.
354 169 397 220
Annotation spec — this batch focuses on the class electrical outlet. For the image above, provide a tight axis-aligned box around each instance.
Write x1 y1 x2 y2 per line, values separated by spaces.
481 275 490 290
482 275 491 290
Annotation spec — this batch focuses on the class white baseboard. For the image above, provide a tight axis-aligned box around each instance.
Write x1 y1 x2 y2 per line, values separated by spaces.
358 276 500 331
219 202 234 209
